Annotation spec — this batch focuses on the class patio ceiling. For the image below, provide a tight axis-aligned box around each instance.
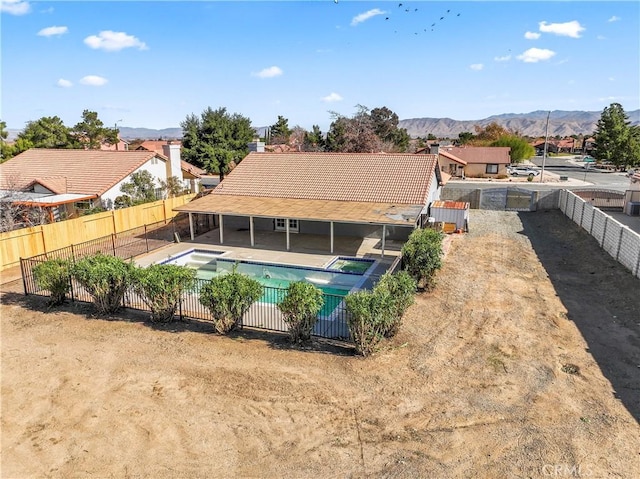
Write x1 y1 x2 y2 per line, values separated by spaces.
174 193 422 226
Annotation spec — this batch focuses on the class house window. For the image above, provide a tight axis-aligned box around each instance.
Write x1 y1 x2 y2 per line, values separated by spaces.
485 164 499 174
275 218 299 233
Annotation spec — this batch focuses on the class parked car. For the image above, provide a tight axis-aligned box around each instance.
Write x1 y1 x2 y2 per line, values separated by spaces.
508 166 540 177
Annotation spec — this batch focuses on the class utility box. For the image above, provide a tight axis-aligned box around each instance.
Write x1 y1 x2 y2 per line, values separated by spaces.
429 201 470 232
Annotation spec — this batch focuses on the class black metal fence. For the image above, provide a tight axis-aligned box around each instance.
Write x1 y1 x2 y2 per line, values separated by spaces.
20 213 212 297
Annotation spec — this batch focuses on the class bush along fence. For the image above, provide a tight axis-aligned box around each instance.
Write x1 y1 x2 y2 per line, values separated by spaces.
559 189 640 279
23 225 444 353
25 255 352 342
20 213 212 295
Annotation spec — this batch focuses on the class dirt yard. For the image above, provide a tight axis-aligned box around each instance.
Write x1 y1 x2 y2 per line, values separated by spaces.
2 210 639 478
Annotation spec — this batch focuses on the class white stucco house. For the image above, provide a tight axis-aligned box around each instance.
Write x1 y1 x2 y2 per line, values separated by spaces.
0 148 184 222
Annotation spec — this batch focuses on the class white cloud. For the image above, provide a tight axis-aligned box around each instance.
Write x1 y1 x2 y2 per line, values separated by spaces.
494 55 511 62
517 48 556 63
57 78 72 88
322 92 343 103
252 66 283 78
470 64 484 71
524 31 541 40
80 75 108 86
608 16 620 23
597 35 606 40
1 0 30 15
351 8 386 26
539 20 585 38
37 26 68 37
84 31 148 51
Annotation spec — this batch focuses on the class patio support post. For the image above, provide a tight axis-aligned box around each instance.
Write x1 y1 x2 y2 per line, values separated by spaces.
286 218 290 251
188 212 195 240
330 221 334 253
219 214 224 244
250 216 255 247
381 224 386 258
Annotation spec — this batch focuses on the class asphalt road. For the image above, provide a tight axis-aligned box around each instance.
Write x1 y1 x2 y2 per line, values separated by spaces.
531 156 632 190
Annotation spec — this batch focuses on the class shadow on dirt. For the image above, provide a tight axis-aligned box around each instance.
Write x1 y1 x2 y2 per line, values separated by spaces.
519 209 640 422
0 287 355 357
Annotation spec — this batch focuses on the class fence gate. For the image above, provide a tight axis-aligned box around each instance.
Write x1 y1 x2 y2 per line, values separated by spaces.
479 188 535 211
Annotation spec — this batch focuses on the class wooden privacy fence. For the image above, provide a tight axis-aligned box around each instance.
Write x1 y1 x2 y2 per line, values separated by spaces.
1 194 195 271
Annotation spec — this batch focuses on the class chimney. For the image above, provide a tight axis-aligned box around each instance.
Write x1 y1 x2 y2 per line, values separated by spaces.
247 140 265 153
430 143 440 155
162 143 184 182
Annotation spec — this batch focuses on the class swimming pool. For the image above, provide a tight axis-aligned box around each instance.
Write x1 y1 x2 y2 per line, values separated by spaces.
161 249 376 297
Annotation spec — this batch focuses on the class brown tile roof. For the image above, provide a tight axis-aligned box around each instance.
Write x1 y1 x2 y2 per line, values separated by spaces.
438 150 467 165
0 149 161 195
440 146 511 165
213 152 438 205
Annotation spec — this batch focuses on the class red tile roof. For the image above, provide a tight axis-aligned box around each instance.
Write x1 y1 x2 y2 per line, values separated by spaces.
440 146 511 165
0 149 161 195
213 152 439 205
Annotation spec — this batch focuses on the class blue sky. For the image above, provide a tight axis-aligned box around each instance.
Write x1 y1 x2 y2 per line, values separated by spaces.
2 1 639 132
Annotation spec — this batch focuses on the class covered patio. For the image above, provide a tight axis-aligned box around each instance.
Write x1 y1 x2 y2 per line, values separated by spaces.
173 194 423 258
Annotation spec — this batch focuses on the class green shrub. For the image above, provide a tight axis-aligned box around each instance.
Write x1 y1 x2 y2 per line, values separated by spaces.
374 271 417 337
345 288 394 356
199 268 263 334
33 258 71 306
401 227 444 291
71 253 135 314
277 281 324 343
132 264 196 323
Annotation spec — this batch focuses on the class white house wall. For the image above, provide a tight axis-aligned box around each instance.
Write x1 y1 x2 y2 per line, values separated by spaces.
100 157 168 208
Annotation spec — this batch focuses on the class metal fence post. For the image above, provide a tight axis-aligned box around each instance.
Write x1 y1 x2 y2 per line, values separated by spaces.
144 225 149 253
20 258 28 295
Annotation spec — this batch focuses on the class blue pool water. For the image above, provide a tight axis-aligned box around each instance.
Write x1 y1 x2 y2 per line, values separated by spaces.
162 249 376 300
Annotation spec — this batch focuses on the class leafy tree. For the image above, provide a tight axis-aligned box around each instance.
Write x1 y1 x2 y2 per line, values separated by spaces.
303 125 325 152
627 126 640 167
593 103 637 168
374 271 416 338
473 122 511 144
198 267 263 334
458 131 475 145
71 110 118 149
180 107 254 180
277 281 324 343
401 228 444 291
71 253 135 314
427 133 437 141
345 288 394 356
132 264 196 323
490 135 535 163
326 105 382 153
269 115 292 144
160 176 187 198
0 120 15 162
120 170 157 205
17 116 75 149
33 258 71 306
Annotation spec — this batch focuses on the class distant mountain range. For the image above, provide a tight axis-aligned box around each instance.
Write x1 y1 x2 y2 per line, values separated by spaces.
398 109 640 138
6 110 640 141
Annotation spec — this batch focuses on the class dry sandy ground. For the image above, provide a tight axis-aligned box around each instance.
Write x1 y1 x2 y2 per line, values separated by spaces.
1 210 639 478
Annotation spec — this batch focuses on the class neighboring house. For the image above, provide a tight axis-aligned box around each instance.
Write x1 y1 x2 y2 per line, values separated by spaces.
416 144 467 178
174 152 443 254
438 146 511 177
0 149 174 221
135 140 205 192
100 135 130 151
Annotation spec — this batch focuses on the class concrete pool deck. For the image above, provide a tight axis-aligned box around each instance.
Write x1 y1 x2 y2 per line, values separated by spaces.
135 227 401 283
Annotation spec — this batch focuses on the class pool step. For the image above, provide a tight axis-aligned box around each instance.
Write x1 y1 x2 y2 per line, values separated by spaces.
185 260 217 272
190 253 221 262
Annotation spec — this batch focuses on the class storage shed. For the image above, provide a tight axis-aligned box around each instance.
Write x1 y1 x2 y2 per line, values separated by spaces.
429 201 470 232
